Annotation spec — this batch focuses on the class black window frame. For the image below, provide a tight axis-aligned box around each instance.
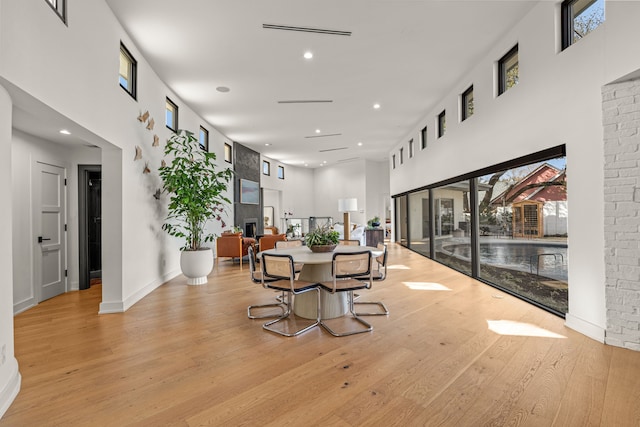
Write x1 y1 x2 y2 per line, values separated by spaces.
277 165 285 180
199 126 209 151
462 85 474 121
118 43 137 99
498 45 519 96
45 0 66 24
409 139 414 158
561 0 605 50
392 154 396 169
437 110 446 138
165 97 179 132
263 160 271 176
420 126 427 150
224 143 232 163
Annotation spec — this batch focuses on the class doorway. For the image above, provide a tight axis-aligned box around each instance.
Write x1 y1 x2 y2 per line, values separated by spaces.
79 165 102 290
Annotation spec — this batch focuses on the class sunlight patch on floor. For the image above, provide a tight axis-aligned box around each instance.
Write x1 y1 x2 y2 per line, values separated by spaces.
487 320 566 339
403 282 451 291
388 264 411 270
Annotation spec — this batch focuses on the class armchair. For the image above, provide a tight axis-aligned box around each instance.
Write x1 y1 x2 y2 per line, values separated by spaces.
258 233 287 252
216 232 255 270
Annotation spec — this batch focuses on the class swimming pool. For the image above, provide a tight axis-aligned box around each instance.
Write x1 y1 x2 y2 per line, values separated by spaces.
442 241 568 281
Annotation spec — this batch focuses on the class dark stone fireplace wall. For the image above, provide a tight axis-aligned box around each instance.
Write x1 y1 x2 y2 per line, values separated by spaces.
233 142 261 237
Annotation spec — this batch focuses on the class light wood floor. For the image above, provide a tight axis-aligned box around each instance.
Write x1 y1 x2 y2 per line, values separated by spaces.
3 243 640 426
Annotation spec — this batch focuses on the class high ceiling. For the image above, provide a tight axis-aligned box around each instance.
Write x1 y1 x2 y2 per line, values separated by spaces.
27 1 541 167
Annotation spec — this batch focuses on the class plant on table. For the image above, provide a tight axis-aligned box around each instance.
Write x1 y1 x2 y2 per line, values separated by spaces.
305 224 340 247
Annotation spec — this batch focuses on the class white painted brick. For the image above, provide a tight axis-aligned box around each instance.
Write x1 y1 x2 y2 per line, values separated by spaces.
623 341 640 351
605 336 624 346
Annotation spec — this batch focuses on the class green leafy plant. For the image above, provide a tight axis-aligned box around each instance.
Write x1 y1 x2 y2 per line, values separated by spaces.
305 224 340 247
367 216 381 229
159 129 233 251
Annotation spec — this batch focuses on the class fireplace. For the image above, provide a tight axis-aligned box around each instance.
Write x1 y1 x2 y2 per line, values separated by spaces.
244 218 257 238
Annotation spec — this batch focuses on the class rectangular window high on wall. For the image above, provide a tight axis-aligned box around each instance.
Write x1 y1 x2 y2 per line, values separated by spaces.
45 0 66 23
420 126 427 150
277 165 285 179
498 45 519 95
562 0 605 50
199 126 209 151
437 111 446 138
399 147 404 165
392 154 396 169
462 85 474 121
224 143 232 163
119 43 137 99
409 139 414 158
165 97 178 132
263 160 270 176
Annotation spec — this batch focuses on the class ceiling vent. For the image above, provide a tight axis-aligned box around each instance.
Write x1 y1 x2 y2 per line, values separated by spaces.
277 100 333 104
319 147 348 153
305 133 342 139
263 24 351 37
337 157 360 163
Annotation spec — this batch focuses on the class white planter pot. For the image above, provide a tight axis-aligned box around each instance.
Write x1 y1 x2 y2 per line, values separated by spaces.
180 248 213 285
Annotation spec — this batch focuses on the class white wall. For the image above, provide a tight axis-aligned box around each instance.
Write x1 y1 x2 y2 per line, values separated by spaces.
389 1 640 342
0 84 20 420
11 130 101 313
1 0 235 314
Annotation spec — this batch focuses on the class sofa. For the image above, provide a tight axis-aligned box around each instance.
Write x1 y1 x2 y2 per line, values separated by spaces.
333 223 366 245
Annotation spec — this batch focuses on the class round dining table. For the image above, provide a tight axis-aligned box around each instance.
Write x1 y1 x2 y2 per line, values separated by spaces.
259 244 383 319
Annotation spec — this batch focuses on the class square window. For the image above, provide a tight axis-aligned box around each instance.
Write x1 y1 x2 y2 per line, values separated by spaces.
165 97 178 132
409 139 414 158
438 110 446 138
263 160 270 176
462 85 474 121
119 43 137 99
199 126 209 151
562 0 604 50
420 126 427 150
498 45 519 95
224 143 232 163
45 0 66 23
277 165 285 179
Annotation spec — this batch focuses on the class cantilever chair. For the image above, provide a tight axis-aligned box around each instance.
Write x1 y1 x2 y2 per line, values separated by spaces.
275 240 303 273
247 246 286 319
354 243 389 316
261 253 320 337
319 251 373 337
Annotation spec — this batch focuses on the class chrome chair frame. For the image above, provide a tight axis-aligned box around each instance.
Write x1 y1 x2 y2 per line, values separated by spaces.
355 243 389 316
261 253 320 337
319 251 373 337
247 246 286 319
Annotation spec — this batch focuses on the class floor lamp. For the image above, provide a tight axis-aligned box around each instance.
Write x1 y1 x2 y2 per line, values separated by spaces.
338 198 358 241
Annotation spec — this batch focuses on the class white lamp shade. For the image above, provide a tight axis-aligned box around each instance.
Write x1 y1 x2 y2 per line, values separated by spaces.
338 198 358 212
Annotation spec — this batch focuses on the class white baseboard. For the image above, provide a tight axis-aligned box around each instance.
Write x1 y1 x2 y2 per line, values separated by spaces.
13 297 35 315
0 358 21 419
565 313 605 343
99 269 181 314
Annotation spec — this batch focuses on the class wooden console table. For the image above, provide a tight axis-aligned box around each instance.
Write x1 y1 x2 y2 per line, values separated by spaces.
365 228 384 248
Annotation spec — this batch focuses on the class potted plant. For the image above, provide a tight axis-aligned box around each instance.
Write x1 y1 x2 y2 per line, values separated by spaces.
159 129 233 285
305 224 340 252
367 216 381 229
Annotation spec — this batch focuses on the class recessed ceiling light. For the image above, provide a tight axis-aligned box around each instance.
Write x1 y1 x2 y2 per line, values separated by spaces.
373 103 381 109
59 129 71 135
216 86 230 93
315 129 321 134
357 142 363 146
303 51 313 59
304 163 309 167
265 143 271 146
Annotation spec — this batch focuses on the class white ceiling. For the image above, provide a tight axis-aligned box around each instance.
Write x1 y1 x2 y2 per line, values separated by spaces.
16 1 541 167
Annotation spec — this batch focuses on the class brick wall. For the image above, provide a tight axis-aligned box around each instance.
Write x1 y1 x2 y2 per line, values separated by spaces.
603 79 640 351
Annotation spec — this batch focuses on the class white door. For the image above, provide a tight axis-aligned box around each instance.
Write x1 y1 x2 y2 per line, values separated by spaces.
35 162 67 302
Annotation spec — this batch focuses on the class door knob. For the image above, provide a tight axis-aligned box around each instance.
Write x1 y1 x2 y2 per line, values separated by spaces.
38 236 51 243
